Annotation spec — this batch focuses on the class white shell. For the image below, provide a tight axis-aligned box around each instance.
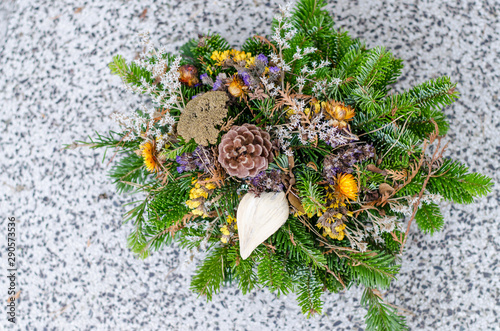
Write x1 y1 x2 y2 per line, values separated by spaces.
237 191 289 259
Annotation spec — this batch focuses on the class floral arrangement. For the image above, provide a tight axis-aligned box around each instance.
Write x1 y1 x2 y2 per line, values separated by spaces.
77 1 492 330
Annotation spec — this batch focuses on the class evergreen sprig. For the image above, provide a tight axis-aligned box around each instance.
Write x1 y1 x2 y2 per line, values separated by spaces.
296 267 324 317
361 288 408 331
191 246 231 301
427 159 493 204
415 202 444 234
348 251 400 290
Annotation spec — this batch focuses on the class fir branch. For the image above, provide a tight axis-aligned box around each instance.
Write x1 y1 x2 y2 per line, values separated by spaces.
292 0 334 43
355 46 394 89
415 202 444 234
241 36 274 56
295 168 326 216
257 250 292 296
361 288 408 331
348 251 400 290
125 199 149 259
109 152 148 194
404 76 458 112
273 218 328 270
190 246 230 301
296 267 324 317
427 159 493 204
227 247 258 295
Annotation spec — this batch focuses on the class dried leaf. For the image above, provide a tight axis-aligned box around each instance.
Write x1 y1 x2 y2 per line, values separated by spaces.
139 8 148 20
74 7 84 14
366 163 387 175
287 191 305 213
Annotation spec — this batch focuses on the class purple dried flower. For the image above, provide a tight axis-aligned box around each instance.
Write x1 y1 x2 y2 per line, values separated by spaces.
256 54 268 65
212 75 224 91
176 155 187 165
239 71 251 86
200 73 214 87
269 66 280 74
323 144 375 184
248 169 284 196
175 146 216 174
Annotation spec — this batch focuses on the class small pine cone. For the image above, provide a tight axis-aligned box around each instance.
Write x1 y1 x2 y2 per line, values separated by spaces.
218 124 273 178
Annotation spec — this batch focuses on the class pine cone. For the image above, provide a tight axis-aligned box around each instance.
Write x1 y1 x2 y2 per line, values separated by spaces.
218 124 273 178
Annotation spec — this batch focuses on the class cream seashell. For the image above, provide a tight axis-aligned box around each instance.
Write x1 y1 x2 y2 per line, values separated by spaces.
237 191 289 259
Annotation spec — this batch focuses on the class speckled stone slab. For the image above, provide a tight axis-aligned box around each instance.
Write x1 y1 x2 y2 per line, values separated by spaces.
0 1 498 330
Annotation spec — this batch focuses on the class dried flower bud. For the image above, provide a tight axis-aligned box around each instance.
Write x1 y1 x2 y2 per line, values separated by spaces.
228 78 245 98
178 64 200 87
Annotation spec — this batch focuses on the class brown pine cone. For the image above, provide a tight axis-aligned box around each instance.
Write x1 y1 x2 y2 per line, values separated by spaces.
218 124 273 178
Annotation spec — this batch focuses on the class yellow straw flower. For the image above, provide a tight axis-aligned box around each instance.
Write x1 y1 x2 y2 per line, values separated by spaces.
335 173 358 202
140 141 159 173
322 100 355 129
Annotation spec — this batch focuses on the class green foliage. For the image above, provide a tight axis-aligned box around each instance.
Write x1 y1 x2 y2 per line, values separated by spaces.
125 181 191 258
361 288 408 331
257 250 292 296
273 218 327 269
326 30 364 68
109 153 148 194
292 0 334 55
381 231 404 254
317 256 348 293
415 202 444 234
191 246 231 301
296 168 326 216
296 267 324 317
355 46 402 93
241 36 274 56
427 159 493 204
348 251 400 290
227 246 258 295
146 183 190 248
125 199 149 259
181 33 231 70
110 53 184 94
109 54 152 87
66 130 138 161
177 225 206 250
404 76 458 113
160 139 197 160
363 123 420 168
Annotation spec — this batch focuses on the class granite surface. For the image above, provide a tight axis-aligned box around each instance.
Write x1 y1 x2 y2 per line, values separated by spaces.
0 0 498 330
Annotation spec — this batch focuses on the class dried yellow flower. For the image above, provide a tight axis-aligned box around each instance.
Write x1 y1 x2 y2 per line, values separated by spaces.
140 141 160 173
335 173 358 202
